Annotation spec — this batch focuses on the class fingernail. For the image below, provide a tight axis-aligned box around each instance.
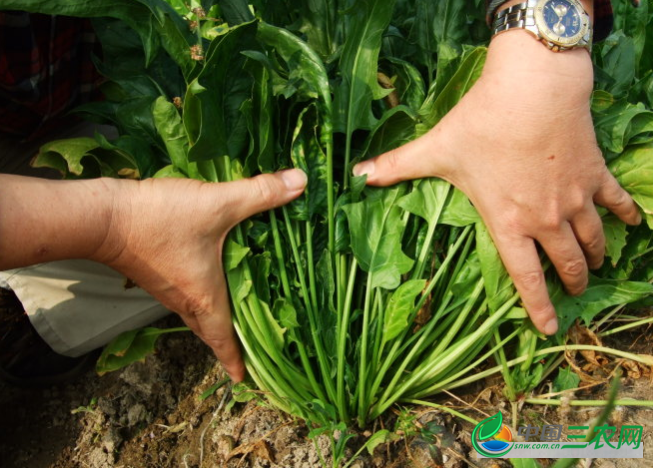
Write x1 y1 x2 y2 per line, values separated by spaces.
281 169 307 191
353 160 375 177
544 318 558 335
635 211 642 225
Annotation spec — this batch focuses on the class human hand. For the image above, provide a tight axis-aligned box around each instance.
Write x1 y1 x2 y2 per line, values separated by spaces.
95 170 307 381
353 32 641 335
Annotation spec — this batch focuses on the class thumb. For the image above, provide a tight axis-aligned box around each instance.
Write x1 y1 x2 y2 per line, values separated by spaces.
221 169 307 225
353 128 451 186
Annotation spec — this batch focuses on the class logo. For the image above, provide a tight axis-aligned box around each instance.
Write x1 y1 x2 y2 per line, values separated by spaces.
472 413 513 458
471 412 644 459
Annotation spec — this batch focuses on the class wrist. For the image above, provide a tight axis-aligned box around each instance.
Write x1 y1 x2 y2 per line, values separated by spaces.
88 178 136 266
484 28 594 99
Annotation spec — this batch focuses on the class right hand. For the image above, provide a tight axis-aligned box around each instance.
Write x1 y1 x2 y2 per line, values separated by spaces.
354 32 641 335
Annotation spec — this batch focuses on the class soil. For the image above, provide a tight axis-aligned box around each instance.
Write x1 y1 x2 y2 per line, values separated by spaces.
0 314 651 468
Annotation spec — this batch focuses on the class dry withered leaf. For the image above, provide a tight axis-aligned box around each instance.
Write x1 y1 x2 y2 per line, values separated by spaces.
377 72 400 108
567 324 609 373
227 440 275 464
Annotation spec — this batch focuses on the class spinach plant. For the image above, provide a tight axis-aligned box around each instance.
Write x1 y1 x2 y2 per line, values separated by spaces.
4 0 653 433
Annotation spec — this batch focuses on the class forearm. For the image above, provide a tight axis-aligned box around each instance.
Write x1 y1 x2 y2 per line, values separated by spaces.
0 175 128 270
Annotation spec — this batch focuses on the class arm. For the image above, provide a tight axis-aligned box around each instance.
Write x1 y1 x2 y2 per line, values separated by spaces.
354 0 640 335
0 171 307 380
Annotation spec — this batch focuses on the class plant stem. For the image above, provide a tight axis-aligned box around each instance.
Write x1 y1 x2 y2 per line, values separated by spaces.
337 258 358 423
411 184 451 280
270 211 327 402
401 399 479 425
145 326 191 334
367 227 472 400
357 273 374 426
591 304 626 332
270 211 293 297
306 222 319 313
371 292 518 418
344 131 353 190
493 329 516 401
598 316 653 337
525 398 653 407
427 325 523 393
550 376 620 468
440 345 653 392
282 207 337 405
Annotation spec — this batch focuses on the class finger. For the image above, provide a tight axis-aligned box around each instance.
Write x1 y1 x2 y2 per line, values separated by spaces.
193 274 246 382
538 223 588 297
222 169 307 225
493 233 559 335
570 204 606 270
352 128 449 186
594 173 642 226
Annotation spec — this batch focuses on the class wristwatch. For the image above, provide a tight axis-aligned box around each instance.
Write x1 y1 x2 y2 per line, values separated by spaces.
491 0 592 52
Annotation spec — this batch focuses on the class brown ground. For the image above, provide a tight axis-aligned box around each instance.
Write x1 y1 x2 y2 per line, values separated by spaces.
0 314 651 468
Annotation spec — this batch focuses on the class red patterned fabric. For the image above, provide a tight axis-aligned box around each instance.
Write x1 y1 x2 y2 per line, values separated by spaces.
0 12 103 139
593 0 615 42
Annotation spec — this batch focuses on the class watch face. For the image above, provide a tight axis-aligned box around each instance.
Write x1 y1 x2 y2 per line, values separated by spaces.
535 0 589 47
543 0 580 38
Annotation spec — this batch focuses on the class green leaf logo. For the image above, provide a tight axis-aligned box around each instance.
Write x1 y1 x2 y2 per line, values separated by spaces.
472 412 512 458
478 412 503 440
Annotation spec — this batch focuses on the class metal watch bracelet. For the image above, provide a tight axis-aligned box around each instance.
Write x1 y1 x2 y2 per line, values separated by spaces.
486 0 511 25
492 0 537 34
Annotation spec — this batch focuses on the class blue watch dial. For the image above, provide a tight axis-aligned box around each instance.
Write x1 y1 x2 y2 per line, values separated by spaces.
542 0 581 38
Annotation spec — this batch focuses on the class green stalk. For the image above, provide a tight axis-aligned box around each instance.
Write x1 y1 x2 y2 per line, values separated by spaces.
598 316 653 337
520 330 538 372
426 326 523 393
440 228 475 297
282 207 338 405
357 273 375 426
550 376 620 468
537 354 566 387
591 304 626 332
437 345 653 394
316 103 335 255
396 292 486 396
245 364 292 415
270 211 292 297
220 159 316 396
401 399 479 425
366 294 454 408
492 329 516 401
411 186 451 280
233 312 310 403
146 326 191 334
270 211 327 403
240 298 312 396
336 258 358 423
234 322 304 415
423 285 485 362
525 398 653 407
371 291 385 377
371 293 520 418
344 131 353 189
374 291 474 412
365 228 473 407
305 222 319 313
